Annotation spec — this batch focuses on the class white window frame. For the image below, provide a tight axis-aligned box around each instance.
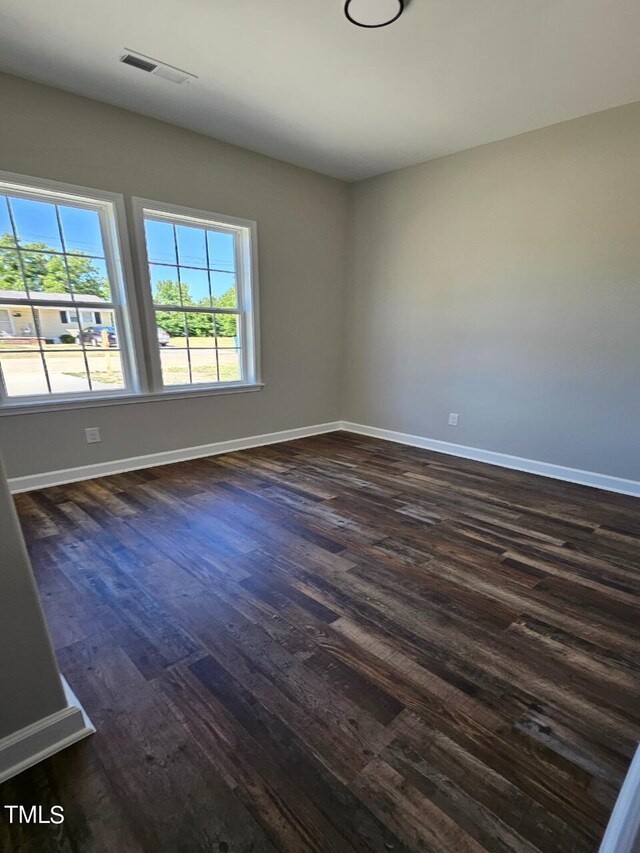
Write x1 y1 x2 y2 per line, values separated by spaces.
0 171 145 410
0 174 263 415
131 197 261 395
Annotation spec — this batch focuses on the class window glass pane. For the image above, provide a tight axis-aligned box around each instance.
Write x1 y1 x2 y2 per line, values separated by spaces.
155 310 186 342
189 349 219 384
0 198 15 246
87 350 125 389
179 266 210 306
214 312 238 342
184 311 215 345
45 351 91 393
0 351 48 396
20 251 63 293
0 307 15 338
211 271 237 307
0 306 39 345
10 197 63 251
78 315 119 348
0 249 110 301
176 224 207 268
153 310 242 387
218 348 242 382
46 309 80 349
144 219 176 265
157 325 172 348
160 346 190 386
58 206 105 257
207 230 235 271
150 265 182 305
67 256 111 301
0 248 26 293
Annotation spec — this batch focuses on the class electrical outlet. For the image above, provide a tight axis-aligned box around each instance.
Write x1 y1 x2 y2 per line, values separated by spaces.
85 427 101 444
448 413 459 427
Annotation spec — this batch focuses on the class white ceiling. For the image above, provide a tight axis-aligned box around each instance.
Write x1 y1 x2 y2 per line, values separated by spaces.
1 0 640 181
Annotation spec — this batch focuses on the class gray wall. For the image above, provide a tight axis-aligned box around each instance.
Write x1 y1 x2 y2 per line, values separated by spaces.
1 73 639 483
0 72 347 479
0 76 638 754
344 103 640 481
0 449 66 737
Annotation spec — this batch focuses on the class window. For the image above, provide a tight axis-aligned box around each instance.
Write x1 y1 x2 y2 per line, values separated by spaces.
133 199 259 392
0 175 260 411
0 175 138 404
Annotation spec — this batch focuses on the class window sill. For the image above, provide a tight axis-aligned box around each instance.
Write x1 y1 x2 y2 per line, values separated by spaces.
0 382 265 416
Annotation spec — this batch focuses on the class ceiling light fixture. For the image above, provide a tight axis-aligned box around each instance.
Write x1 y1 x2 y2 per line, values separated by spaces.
344 0 404 28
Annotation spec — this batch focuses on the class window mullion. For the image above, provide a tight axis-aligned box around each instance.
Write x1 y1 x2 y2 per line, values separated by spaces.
153 304 239 315
4 246 106 262
5 197 53 394
0 297 117 310
234 229 249 384
54 203 94 392
205 236 221 383
130 202 164 393
0 359 8 403
173 224 194 385
96 204 141 394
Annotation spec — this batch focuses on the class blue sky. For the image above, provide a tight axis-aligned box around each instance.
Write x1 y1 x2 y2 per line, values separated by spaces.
1 195 238 304
144 218 237 304
144 218 236 270
1 195 104 256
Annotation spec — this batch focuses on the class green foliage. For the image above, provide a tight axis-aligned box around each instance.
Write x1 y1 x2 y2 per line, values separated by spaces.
0 233 109 298
154 280 185 336
59 334 76 344
154 310 186 338
155 308 214 338
154 279 238 339
213 286 238 338
0 236 239 342
153 279 184 307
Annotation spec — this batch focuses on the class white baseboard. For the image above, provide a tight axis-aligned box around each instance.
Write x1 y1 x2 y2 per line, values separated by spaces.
0 677 94 784
599 745 640 853
7 418 638 498
340 421 640 498
8 422 342 493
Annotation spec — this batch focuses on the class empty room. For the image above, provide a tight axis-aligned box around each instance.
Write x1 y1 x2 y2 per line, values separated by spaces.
0 1 639 851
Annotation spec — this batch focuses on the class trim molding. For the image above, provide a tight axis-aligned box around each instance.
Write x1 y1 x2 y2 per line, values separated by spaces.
340 422 640 498
0 382 264 418
7 419 638 498
599 745 640 853
8 422 342 493
0 677 94 784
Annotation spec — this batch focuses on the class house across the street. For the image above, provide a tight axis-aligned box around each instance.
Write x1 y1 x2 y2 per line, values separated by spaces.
0 291 113 343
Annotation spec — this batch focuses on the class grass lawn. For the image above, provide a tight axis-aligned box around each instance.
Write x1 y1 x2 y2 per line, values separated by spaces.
0 335 237 353
0 343 90 355
75 363 241 386
0 336 241 391
164 336 237 348
162 363 240 384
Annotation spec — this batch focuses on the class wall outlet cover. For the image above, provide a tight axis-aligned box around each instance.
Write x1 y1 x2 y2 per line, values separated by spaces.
85 427 101 444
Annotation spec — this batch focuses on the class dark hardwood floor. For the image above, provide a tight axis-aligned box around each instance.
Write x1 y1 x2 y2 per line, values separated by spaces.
2 431 639 852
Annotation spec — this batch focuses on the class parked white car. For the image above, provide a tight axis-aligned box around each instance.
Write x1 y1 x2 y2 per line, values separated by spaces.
157 328 171 347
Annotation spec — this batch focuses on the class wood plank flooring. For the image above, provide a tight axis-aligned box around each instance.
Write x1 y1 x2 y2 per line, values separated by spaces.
1 431 639 852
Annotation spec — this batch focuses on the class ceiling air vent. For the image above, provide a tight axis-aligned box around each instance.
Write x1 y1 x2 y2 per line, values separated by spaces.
121 53 157 73
119 50 197 85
